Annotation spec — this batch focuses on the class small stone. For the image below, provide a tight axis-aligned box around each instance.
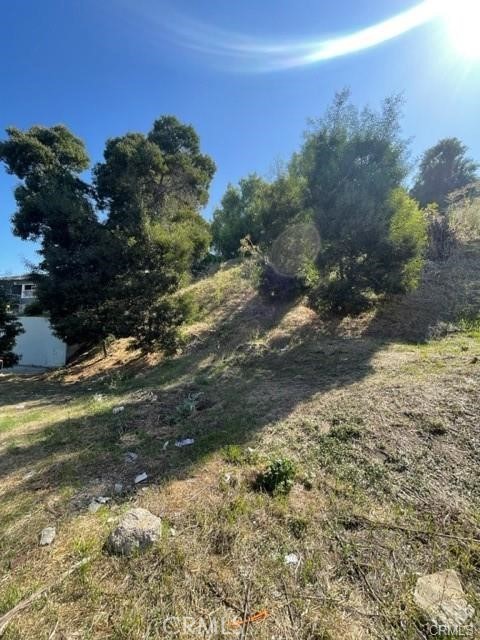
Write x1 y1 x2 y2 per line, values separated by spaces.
134 472 148 484
106 508 162 555
414 570 475 627
114 482 124 494
124 451 138 463
39 526 56 546
112 406 125 414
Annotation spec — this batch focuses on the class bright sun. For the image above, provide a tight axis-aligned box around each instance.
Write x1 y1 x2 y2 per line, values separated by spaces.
441 0 480 60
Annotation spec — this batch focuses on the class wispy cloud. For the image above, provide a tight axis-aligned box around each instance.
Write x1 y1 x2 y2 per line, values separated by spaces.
141 0 445 72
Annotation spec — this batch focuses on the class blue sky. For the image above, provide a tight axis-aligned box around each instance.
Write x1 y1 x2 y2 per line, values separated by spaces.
1 0 479 273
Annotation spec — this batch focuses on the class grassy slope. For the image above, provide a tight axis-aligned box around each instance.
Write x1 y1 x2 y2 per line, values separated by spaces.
0 246 479 639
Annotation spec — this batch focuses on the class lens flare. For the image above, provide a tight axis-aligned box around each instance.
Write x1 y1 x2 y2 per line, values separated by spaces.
441 0 480 60
143 0 480 71
150 1 446 71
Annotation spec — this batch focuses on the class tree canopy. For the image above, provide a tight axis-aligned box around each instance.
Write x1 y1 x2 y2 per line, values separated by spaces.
0 117 215 352
411 137 478 209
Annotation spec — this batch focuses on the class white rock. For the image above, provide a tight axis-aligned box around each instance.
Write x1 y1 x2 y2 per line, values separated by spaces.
39 526 56 546
414 569 475 626
134 472 148 484
106 508 162 555
112 406 125 414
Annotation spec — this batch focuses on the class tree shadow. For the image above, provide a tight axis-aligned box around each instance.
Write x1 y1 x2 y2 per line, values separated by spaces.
0 242 479 542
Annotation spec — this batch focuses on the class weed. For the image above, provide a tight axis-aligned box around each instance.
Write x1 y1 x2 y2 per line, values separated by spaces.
329 423 362 442
288 516 309 539
255 458 296 495
174 392 203 420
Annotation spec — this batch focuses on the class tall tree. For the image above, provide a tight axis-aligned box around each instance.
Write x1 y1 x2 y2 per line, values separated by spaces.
93 116 214 351
0 125 110 345
1 117 215 353
411 138 478 209
293 90 426 313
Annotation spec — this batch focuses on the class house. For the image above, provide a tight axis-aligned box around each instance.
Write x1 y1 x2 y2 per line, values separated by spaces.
0 274 37 314
0 274 68 368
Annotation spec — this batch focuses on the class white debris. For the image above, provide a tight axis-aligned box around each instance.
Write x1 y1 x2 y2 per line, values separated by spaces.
93 393 104 402
88 496 110 513
134 472 148 484
112 406 125 414
284 553 300 566
15 403 26 410
124 451 138 463
39 526 56 546
162 441 170 450
175 438 194 447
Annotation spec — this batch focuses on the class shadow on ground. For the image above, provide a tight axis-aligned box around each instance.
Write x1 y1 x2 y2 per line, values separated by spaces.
0 242 479 528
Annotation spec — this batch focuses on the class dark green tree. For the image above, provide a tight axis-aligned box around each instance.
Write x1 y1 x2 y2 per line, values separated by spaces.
93 115 215 351
294 90 426 313
411 138 478 209
0 125 113 347
0 289 23 367
211 174 268 259
1 117 215 353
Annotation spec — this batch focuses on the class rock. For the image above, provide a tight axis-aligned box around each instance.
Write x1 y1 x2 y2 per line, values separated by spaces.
112 406 125 414
413 570 475 626
134 472 148 484
39 526 56 546
124 451 138 463
106 508 162 555
114 482 124 494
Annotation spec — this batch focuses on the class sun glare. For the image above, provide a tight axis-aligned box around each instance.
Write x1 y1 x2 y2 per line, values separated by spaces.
441 0 480 60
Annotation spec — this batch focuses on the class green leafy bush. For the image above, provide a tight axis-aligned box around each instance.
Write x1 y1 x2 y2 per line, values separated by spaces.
255 458 296 495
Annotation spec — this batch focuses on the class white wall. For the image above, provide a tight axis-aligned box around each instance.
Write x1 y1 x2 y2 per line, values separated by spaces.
14 317 67 368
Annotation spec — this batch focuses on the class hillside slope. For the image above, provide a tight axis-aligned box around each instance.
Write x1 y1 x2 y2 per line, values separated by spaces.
0 244 479 639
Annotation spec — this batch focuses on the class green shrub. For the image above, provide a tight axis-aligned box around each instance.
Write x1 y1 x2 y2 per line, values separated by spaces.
255 458 296 495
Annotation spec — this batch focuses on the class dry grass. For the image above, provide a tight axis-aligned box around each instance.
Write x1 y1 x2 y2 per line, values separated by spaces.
0 246 479 638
